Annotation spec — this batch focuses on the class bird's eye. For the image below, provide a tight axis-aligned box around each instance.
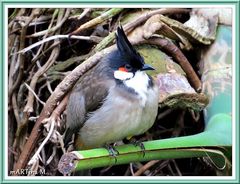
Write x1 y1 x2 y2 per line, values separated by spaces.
125 64 132 71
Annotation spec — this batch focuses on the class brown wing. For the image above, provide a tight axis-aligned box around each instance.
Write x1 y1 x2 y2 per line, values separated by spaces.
64 62 115 147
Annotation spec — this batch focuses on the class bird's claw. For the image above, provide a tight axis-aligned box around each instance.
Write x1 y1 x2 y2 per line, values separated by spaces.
133 141 146 157
104 144 119 163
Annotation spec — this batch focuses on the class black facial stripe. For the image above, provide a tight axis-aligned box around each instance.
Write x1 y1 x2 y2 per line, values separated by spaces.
147 75 154 89
115 79 138 96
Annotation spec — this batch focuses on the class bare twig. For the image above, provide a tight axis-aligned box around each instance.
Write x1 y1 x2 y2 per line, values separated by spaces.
190 110 200 122
27 158 39 176
130 163 135 176
23 8 66 114
46 80 54 94
28 15 52 26
26 41 60 73
70 8 124 35
69 8 91 20
27 9 71 37
9 8 42 104
167 162 175 175
36 61 54 95
150 160 170 175
157 109 173 120
56 131 66 154
28 94 71 170
46 147 57 165
31 8 59 63
11 93 21 125
8 35 19 83
134 160 160 176
28 117 55 166
171 159 182 176
23 46 60 114
24 83 45 106
17 35 99 54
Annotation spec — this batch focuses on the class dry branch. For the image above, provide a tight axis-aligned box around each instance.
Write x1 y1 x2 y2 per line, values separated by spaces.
142 38 202 92
9 9 42 103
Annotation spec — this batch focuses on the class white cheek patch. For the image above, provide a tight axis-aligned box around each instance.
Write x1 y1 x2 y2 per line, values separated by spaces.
114 70 134 81
124 71 149 106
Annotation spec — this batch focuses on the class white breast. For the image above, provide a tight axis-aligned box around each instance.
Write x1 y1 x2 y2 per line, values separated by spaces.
124 71 150 106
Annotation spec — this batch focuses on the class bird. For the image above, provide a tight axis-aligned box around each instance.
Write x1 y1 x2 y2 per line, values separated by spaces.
64 26 159 151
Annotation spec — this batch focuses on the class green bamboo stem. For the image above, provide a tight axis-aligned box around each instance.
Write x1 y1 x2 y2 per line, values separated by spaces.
74 146 227 171
58 113 231 174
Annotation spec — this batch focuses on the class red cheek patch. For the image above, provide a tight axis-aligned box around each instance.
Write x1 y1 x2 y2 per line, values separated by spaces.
119 67 128 72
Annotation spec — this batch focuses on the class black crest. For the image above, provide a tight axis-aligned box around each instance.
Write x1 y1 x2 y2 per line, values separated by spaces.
115 26 145 69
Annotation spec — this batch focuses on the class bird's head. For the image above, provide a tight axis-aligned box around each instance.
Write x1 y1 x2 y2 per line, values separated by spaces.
111 26 154 81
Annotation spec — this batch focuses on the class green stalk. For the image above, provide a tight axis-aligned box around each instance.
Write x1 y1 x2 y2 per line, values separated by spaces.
58 113 231 174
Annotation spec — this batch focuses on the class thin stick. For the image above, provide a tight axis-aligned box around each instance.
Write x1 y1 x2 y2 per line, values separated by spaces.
46 147 57 165
24 83 45 106
17 35 98 54
69 8 91 20
23 47 59 113
27 9 71 38
134 160 160 176
130 163 135 176
28 118 55 166
31 8 59 63
23 8 65 114
9 9 42 104
171 159 182 176
70 8 124 35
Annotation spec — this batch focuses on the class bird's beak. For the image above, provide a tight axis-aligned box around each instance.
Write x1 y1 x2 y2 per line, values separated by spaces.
141 64 155 71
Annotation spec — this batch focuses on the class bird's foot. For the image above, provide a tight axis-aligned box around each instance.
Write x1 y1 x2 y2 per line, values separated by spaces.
132 140 146 157
104 144 119 163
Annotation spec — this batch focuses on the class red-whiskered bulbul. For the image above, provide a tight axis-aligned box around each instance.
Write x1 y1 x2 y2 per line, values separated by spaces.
64 26 159 150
